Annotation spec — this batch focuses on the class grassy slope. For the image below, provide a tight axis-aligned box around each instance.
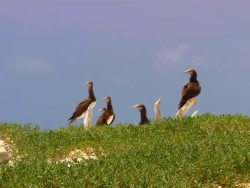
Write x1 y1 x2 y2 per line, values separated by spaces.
0 114 249 187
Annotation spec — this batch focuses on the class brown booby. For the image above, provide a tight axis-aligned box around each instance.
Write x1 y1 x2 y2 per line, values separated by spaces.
178 69 201 110
132 104 150 125
68 81 96 124
154 98 162 121
104 96 115 125
96 108 108 126
176 98 197 118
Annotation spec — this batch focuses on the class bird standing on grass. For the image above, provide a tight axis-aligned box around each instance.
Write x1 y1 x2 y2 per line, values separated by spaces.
132 104 150 125
96 108 108 126
178 69 201 110
104 96 115 125
68 81 96 125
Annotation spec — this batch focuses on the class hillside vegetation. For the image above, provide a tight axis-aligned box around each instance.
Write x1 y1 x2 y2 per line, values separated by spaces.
0 114 249 187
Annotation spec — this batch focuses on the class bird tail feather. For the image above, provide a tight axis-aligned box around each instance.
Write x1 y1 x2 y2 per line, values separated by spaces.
178 98 187 110
68 117 75 125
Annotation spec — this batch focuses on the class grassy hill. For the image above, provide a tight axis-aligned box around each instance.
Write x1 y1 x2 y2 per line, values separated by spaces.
0 114 249 187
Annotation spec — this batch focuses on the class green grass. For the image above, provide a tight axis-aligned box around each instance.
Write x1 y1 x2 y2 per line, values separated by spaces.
0 114 249 187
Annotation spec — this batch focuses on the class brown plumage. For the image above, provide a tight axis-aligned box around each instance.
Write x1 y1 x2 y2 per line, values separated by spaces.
178 69 201 110
68 81 96 124
96 108 108 126
132 104 150 125
104 96 115 125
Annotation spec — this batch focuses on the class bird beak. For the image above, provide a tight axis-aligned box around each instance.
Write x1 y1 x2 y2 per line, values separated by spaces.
130 104 139 108
155 98 161 104
98 108 103 112
84 82 90 86
184 69 192 74
131 104 140 109
104 96 108 101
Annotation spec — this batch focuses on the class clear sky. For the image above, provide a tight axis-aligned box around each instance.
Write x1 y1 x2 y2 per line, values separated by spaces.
1 0 250 129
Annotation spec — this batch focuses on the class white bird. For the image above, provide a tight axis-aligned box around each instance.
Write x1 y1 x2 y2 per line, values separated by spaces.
154 98 162 121
83 101 96 128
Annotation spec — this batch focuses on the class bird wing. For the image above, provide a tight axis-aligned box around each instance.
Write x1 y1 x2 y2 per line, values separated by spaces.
68 98 92 123
96 116 103 126
106 114 115 125
96 116 106 126
183 83 201 98
179 83 200 110
96 112 108 126
181 83 189 97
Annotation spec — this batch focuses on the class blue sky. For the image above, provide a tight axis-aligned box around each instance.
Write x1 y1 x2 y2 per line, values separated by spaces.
0 0 250 129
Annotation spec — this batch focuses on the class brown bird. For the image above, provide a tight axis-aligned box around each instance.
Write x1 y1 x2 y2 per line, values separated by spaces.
68 81 96 124
104 96 115 125
178 69 201 110
132 104 150 125
96 108 108 126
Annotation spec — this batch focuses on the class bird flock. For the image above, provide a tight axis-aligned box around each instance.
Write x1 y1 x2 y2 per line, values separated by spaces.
68 69 201 128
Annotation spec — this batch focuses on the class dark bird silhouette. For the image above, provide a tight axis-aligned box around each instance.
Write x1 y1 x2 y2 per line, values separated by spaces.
132 104 150 125
104 96 115 125
68 81 96 124
96 108 108 126
178 69 201 110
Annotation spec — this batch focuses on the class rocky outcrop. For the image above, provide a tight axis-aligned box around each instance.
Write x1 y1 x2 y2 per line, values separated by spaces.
0 140 11 163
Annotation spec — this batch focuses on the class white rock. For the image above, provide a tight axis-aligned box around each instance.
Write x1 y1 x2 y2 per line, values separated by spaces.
0 146 6 152
0 140 4 146
191 110 199 118
0 152 11 163
0 140 11 163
